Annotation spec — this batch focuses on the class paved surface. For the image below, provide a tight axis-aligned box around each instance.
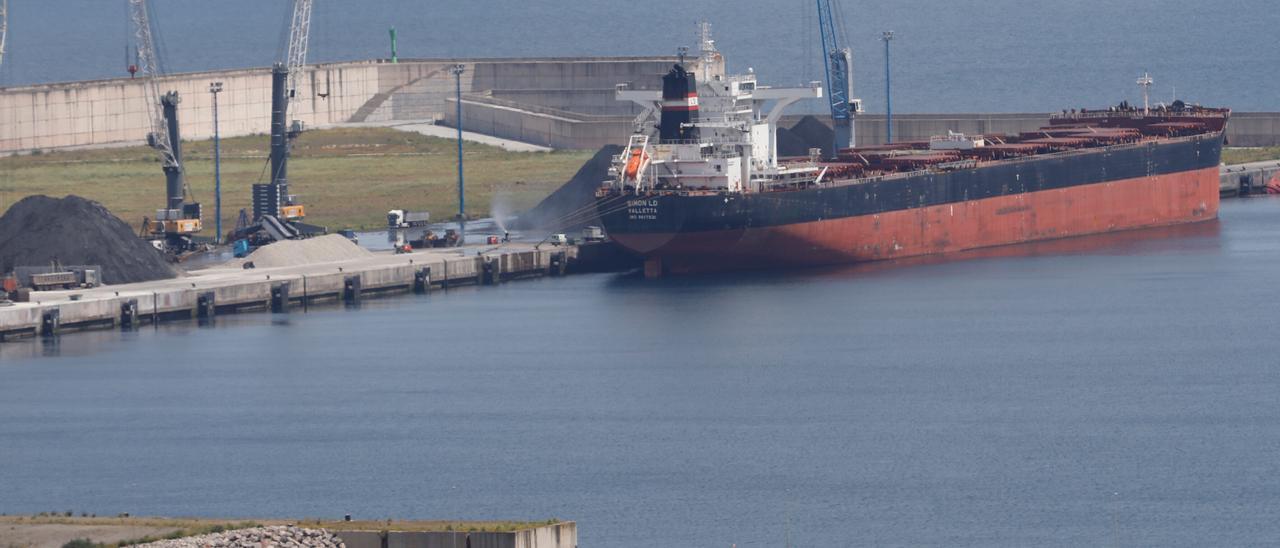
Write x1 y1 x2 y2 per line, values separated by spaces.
329 119 554 152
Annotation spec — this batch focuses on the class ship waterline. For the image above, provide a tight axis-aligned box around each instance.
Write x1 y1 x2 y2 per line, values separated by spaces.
610 165 1220 276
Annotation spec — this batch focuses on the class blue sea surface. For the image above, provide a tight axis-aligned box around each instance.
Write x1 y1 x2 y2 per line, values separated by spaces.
2 198 1280 546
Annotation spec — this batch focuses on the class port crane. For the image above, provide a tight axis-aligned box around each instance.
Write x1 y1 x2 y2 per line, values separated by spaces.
815 0 860 156
128 0 202 252
252 0 313 226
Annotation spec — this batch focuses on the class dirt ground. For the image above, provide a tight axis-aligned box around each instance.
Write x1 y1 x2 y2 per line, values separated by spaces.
0 522 179 548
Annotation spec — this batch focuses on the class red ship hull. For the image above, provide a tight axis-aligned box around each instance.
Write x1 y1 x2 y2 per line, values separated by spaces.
614 167 1220 277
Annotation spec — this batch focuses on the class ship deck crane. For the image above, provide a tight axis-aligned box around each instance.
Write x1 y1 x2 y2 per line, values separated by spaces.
128 0 202 252
816 0 860 157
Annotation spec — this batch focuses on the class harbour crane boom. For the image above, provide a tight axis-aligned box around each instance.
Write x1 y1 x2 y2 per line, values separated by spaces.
816 0 858 156
127 0 179 174
285 0 313 102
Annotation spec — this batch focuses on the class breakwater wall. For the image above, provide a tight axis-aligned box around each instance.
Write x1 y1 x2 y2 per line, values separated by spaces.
6 56 1278 153
0 57 677 154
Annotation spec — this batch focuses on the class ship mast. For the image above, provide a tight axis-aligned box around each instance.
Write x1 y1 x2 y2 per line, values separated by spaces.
1137 72 1154 115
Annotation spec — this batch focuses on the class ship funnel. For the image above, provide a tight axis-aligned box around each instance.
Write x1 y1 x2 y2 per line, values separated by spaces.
659 64 700 143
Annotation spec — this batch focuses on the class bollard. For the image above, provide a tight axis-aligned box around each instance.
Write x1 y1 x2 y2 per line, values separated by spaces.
271 282 291 313
343 275 362 304
413 267 432 294
196 292 216 320
120 299 139 329
40 308 60 337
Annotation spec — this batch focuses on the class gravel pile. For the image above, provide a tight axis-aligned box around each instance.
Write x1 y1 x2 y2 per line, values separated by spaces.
241 234 371 268
135 525 344 548
0 195 177 285
515 145 621 231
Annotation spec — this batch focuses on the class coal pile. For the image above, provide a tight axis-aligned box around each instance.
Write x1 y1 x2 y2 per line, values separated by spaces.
775 126 811 157
788 115 836 156
0 195 177 285
515 145 622 231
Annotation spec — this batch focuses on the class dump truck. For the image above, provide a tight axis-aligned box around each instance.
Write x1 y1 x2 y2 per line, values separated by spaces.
388 209 431 229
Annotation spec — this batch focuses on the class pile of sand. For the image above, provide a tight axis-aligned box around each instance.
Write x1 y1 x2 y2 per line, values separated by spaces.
242 234 371 268
0 195 177 285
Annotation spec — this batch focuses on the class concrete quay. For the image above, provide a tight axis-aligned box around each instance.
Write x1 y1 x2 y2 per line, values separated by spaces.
335 522 576 548
0 243 577 341
1220 159 1280 196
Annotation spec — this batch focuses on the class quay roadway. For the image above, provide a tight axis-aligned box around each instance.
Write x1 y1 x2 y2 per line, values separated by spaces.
0 242 575 340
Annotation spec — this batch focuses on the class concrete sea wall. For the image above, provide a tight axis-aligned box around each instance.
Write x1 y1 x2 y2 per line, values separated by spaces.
4 56 1278 153
0 57 677 154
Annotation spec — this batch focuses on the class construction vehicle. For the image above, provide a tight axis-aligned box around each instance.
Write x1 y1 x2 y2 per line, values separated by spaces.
128 0 203 254
815 0 861 157
387 209 431 229
410 229 462 249
20 267 99 291
581 226 605 242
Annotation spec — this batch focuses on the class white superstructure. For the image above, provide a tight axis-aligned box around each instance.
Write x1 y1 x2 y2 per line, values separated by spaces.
608 24 825 194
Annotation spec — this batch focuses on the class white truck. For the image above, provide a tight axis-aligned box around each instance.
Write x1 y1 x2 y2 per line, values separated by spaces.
387 210 431 229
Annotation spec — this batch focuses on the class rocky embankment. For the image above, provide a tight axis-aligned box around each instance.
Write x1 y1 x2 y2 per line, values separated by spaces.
136 525 344 548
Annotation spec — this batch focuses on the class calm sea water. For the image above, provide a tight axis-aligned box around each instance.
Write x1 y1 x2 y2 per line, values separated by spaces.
1 1 1277 112
2 198 1280 546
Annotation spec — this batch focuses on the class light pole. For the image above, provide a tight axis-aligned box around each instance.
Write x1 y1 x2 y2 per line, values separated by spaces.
451 63 466 244
882 31 894 143
209 81 223 244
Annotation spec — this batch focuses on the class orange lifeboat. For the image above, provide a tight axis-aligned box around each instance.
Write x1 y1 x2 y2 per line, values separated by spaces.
624 147 648 180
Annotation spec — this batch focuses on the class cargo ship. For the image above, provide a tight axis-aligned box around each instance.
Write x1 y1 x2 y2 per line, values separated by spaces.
596 37 1229 278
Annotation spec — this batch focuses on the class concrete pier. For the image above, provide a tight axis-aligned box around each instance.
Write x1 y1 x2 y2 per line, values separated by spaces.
1221 159 1280 196
0 243 578 341
335 522 576 548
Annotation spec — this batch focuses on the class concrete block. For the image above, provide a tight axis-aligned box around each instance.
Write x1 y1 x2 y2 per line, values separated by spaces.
334 530 384 548
303 272 347 297
212 280 272 307
468 533 515 548
0 306 43 332
387 531 467 548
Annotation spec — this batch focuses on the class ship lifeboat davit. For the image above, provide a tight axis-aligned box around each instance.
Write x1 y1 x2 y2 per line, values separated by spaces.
625 147 649 181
